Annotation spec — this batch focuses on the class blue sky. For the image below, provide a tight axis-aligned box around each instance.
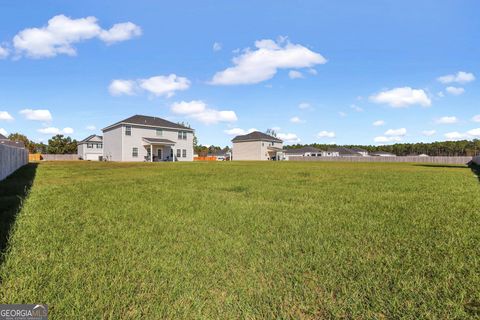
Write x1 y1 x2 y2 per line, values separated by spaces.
0 0 479 146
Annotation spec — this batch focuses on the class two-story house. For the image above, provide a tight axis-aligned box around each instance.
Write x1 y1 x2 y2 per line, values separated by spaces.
102 115 194 162
232 131 283 160
78 135 103 160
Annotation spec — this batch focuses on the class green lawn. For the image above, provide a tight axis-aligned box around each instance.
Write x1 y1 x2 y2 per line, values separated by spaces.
1 161 479 319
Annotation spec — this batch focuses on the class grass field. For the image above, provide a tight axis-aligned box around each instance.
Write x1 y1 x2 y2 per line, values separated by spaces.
0 161 479 319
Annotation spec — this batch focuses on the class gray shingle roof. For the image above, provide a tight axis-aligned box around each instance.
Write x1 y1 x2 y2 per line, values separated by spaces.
232 131 282 143
103 115 193 131
142 137 176 145
79 134 103 144
327 147 361 156
283 147 322 154
0 133 7 140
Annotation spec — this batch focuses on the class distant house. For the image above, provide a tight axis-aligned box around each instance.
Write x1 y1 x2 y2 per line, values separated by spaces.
232 131 283 160
0 133 25 148
78 135 103 161
102 115 194 162
208 150 231 161
371 151 396 157
283 147 323 160
349 147 369 156
325 147 361 157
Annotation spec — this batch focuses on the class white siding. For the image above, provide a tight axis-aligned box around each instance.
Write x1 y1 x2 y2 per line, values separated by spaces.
233 140 283 160
103 127 123 161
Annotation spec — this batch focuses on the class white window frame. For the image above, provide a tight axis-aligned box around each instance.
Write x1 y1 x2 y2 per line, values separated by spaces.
132 147 138 157
125 125 132 136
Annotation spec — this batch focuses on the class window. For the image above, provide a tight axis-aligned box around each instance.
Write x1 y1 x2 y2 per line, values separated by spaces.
271 142 274 146
96 143 103 148
178 131 187 140
156 128 163 136
125 125 131 136
176 149 181 158
87 143 93 148
132 147 138 157
182 149 186 157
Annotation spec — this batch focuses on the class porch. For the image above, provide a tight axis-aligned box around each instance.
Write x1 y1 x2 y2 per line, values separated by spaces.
142 137 175 162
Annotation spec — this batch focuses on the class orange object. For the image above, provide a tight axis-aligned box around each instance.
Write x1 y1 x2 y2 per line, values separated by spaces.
28 153 42 162
194 156 217 161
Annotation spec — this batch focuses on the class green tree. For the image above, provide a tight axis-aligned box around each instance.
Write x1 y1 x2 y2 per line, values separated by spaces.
8 133 34 152
47 135 77 154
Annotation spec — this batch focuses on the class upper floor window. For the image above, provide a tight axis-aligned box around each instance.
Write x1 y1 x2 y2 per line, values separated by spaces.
96 143 103 148
132 147 138 157
87 143 93 148
125 125 132 136
156 128 163 136
178 131 188 140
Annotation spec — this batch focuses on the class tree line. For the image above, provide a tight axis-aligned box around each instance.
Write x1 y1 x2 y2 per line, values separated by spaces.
7 133 78 154
286 139 480 156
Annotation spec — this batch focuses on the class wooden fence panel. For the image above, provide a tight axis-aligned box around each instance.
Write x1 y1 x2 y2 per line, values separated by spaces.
0 144 28 181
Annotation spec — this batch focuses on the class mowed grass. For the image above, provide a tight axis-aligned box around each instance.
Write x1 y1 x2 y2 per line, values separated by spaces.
1 161 480 319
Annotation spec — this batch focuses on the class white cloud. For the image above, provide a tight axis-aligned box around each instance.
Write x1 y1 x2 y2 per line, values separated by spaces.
0 111 14 121
437 91 445 98
298 102 312 110
374 136 402 143
436 116 458 124
290 116 305 124
20 109 52 121
0 128 7 136
213 42 222 51
317 130 336 138
472 115 480 123
307 68 317 75
444 131 467 140
86 125 96 131
385 128 407 136
12 15 141 58
372 120 385 126
38 127 73 135
445 86 465 95
350 104 363 112
224 128 257 135
422 130 436 136
338 112 347 117
277 132 300 143
171 100 237 125
445 128 480 140
98 22 142 44
288 70 303 79
139 74 190 98
0 45 9 59
370 87 431 108
437 71 475 84
210 38 327 85
108 79 136 96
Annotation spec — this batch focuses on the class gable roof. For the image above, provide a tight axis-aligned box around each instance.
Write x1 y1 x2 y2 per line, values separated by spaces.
283 146 322 154
0 133 7 140
232 131 282 143
327 146 361 156
79 134 103 144
103 115 193 132
349 147 368 153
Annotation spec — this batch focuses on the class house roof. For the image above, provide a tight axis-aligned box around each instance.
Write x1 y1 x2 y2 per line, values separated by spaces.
0 133 7 140
142 137 176 145
349 147 368 153
283 146 322 154
78 134 103 144
103 115 194 132
232 131 283 143
0 140 25 148
327 147 361 156
371 151 396 156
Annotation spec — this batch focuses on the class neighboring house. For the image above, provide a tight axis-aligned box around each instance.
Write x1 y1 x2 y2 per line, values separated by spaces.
324 147 361 157
371 151 397 157
78 135 103 161
349 147 369 156
208 150 231 161
0 133 25 148
283 147 323 160
102 115 194 162
232 131 283 160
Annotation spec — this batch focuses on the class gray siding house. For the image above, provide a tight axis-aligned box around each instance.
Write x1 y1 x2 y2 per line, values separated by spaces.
78 135 103 160
102 115 194 162
232 131 283 160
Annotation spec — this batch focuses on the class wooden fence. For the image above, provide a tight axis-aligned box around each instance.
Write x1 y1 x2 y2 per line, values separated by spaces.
40 154 79 161
472 156 480 165
194 156 218 161
0 144 28 181
288 156 473 165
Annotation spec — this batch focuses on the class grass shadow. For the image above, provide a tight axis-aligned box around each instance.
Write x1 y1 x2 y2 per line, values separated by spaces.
468 161 480 184
0 163 38 266
413 164 469 169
